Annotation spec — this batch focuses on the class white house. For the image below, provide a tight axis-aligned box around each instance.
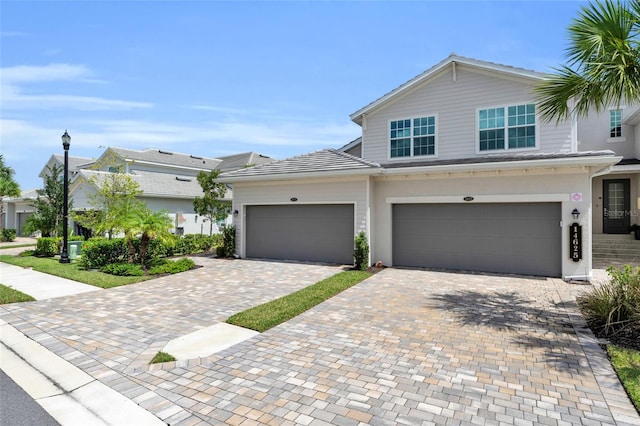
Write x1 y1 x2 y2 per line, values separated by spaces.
218 54 638 280
3 147 273 237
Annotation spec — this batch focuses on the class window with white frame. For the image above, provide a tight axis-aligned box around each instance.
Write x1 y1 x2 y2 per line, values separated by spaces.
478 103 536 151
390 116 436 158
610 109 622 138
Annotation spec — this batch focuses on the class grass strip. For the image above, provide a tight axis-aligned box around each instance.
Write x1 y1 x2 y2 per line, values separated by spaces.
608 345 640 413
227 270 371 332
0 284 36 304
150 351 176 364
0 244 35 250
0 255 152 289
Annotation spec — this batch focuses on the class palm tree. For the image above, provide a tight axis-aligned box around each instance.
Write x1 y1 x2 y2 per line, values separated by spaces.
0 155 21 231
534 0 640 122
124 207 173 267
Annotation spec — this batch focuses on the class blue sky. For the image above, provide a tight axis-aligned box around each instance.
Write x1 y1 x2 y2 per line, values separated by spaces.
2 0 588 190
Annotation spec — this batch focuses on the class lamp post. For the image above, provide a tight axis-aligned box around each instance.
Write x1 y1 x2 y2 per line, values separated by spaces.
59 130 71 264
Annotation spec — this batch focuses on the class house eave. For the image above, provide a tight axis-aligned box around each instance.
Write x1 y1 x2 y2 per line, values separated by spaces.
379 155 622 177
217 167 378 184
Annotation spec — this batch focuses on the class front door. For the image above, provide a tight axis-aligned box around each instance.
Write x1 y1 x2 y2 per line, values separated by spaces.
603 179 630 234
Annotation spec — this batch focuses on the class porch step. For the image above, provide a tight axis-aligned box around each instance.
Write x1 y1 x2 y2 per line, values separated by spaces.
592 234 640 264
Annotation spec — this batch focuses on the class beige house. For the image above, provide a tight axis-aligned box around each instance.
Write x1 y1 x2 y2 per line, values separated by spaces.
219 54 639 280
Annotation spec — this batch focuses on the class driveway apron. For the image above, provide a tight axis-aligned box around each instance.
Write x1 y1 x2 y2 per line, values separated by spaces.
1 261 638 425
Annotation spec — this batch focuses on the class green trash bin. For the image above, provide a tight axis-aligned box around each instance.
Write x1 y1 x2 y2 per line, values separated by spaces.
67 241 82 260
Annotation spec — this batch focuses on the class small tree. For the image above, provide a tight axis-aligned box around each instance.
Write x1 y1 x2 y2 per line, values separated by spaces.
193 170 230 235
74 167 142 239
123 206 173 266
24 164 70 237
0 155 21 231
353 231 369 271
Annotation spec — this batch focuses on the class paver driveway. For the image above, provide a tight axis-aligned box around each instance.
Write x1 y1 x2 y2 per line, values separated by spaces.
1 259 638 425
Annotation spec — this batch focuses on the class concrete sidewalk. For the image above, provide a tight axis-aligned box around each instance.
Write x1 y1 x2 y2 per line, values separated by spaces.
0 263 99 300
1 319 164 425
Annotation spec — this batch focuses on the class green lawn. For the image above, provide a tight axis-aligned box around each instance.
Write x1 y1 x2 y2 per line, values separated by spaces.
0 255 152 288
227 270 371 332
608 345 640 412
0 283 35 304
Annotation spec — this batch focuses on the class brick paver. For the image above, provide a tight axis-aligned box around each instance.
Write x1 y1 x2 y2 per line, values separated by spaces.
1 260 638 425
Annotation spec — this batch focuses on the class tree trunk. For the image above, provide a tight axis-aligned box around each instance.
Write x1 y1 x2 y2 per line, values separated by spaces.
127 237 136 263
140 233 149 268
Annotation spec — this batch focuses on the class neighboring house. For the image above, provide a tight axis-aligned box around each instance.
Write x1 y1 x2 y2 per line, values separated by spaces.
3 147 273 237
2 154 94 236
219 54 637 280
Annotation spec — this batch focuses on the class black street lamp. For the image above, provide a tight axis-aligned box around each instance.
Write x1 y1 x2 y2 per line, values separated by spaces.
59 130 71 264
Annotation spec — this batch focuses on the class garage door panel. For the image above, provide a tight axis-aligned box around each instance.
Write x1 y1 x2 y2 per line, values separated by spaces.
246 205 354 264
393 203 561 277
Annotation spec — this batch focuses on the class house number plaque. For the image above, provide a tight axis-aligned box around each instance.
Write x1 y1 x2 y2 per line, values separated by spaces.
569 223 582 262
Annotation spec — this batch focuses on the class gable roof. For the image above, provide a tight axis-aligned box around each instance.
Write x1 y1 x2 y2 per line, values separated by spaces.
217 151 274 171
350 54 546 125
338 137 362 153
39 154 94 178
217 149 381 182
74 169 229 200
103 147 222 171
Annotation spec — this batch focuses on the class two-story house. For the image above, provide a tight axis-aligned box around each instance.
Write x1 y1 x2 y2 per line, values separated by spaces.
3 147 273 237
218 54 638 281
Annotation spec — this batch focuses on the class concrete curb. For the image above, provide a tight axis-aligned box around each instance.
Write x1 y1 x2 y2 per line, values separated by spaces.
0 320 164 426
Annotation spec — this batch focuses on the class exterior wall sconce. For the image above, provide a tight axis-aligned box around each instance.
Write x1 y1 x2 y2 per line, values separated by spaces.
233 210 239 216
571 208 580 220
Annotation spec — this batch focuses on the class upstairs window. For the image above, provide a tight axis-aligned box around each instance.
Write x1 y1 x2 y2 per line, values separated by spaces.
390 116 436 158
478 103 536 151
610 109 622 138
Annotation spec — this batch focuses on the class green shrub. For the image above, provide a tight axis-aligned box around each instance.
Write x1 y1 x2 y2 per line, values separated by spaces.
221 226 235 258
35 237 59 257
148 257 195 275
19 249 35 257
101 262 144 276
353 231 369 271
1 228 17 242
578 265 640 336
80 238 127 269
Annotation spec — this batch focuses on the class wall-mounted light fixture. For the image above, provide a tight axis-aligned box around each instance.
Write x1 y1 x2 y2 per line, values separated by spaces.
233 210 239 216
571 208 580 220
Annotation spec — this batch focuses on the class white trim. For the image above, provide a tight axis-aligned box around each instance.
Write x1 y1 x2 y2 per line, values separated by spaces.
475 102 539 154
386 193 569 204
381 155 621 176
387 114 439 161
612 163 640 173
606 137 627 143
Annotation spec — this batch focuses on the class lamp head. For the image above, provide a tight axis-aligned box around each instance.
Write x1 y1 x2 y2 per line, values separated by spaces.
61 130 71 150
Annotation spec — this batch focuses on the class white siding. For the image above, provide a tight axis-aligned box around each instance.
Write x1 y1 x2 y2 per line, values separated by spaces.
232 178 369 258
362 65 572 164
577 108 637 158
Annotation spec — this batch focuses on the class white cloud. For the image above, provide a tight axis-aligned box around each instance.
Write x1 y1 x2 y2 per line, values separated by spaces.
2 63 90 83
0 63 153 111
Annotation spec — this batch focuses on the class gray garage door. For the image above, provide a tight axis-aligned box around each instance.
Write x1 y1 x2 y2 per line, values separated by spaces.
393 203 561 277
246 204 354 264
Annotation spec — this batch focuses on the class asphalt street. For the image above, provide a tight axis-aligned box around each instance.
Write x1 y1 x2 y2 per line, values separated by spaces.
0 369 59 426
